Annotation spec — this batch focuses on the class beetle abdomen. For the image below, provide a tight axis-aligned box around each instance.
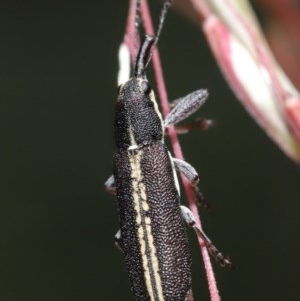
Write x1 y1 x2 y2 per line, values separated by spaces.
113 141 192 301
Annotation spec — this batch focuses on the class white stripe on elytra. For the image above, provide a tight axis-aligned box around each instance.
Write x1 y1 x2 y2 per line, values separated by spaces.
129 149 164 301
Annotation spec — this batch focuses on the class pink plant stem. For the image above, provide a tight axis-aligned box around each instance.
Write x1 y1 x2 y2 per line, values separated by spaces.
139 1 221 301
124 0 138 63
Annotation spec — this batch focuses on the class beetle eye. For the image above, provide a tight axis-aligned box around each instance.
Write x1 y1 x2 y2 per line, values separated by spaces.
141 81 151 94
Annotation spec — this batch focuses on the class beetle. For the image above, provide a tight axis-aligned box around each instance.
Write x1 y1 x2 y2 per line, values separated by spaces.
105 33 233 301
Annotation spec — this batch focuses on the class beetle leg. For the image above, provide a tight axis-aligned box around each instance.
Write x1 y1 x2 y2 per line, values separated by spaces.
173 158 210 210
105 175 116 195
174 117 216 134
106 178 123 251
165 90 216 134
114 229 123 251
185 289 194 301
164 89 208 127
180 206 234 269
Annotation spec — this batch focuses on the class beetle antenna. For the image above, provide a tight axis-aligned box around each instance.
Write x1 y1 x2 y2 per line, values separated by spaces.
134 0 142 60
145 0 174 68
134 35 155 77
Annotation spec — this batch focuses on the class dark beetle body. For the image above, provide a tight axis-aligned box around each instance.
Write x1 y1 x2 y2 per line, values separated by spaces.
113 142 191 301
110 33 233 301
113 73 192 300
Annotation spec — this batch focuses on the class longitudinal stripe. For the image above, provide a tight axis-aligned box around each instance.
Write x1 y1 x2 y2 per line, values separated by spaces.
128 149 165 301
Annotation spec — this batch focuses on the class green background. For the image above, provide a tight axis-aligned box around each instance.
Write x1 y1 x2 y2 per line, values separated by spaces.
1 1 300 301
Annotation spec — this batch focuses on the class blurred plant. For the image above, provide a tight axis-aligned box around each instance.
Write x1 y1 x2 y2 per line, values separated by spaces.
172 0 300 164
254 0 300 90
